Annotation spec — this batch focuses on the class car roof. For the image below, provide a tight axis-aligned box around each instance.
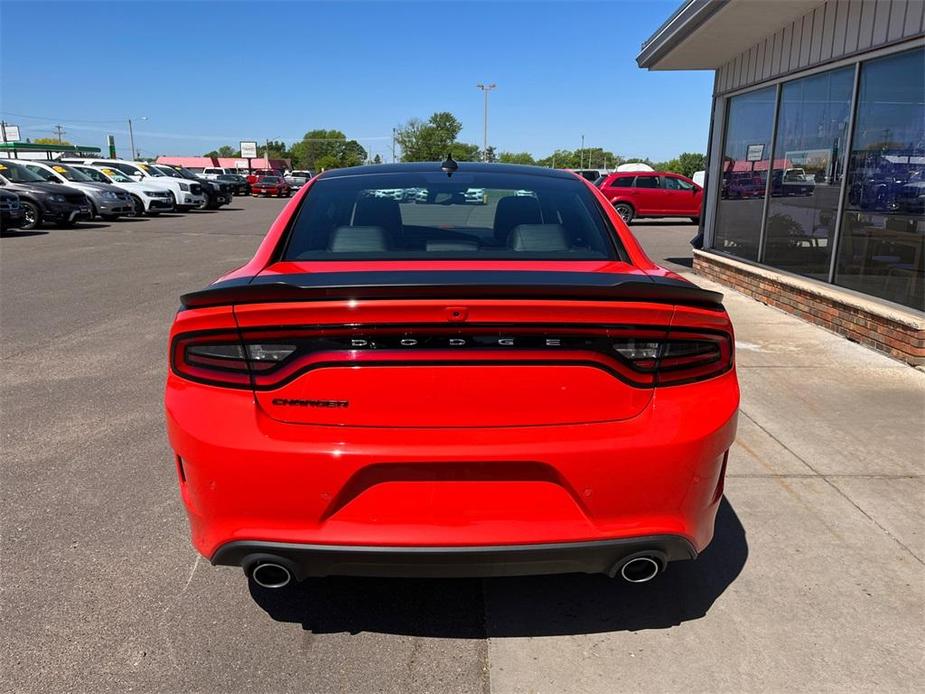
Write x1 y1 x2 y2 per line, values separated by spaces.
319 162 576 180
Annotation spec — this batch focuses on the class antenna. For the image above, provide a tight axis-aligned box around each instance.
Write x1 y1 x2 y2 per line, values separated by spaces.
441 153 458 176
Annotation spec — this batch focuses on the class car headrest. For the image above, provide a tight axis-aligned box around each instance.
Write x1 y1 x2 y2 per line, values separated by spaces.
327 226 389 252
425 239 480 252
508 224 570 252
493 195 542 243
354 197 402 235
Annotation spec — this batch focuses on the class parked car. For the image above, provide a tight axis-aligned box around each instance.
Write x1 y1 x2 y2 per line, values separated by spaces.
0 189 25 231
284 170 314 190
217 173 250 196
70 164 174 216
597 171 703 223
464 187 487 204
245 168 284 185
154 165 232 210
202 167 239 180
568 168 602 182
60 158 206 211
250 175 291 197
0 160 91 230
20 161 134 220
166 161 738 590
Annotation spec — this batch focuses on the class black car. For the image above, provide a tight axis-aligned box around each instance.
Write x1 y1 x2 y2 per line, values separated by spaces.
217 173 250 196
0 161 92 230
155 165 233 210
0 189 26 231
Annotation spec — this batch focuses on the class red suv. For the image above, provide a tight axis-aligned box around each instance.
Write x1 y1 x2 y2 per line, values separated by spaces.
597 172 703 224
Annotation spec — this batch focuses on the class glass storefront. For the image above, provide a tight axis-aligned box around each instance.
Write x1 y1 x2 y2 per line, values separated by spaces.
834 49 925 310
713 87 777 261
763 67 854 281
711 46 924 312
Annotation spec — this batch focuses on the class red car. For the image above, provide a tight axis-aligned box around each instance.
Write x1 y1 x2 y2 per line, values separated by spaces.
166 161 738 589
245 168 284 185
597 171 703 224
250 175 291 198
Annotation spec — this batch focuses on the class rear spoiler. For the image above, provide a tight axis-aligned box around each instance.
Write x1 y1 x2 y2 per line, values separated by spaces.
180 271 724 310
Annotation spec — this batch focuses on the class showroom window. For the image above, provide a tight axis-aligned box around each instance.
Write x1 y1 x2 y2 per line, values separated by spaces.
713 86 777 261
834 48 925 311
763 66 855 281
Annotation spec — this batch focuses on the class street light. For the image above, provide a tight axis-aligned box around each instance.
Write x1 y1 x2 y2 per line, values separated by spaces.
128 116 147 160
475 83 496 161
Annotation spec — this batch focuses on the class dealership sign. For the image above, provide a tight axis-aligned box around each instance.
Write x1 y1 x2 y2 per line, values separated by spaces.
240 141 258 159
1 124 21 142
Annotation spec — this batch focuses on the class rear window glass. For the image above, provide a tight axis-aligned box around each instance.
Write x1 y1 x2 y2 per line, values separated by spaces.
282 171 622 261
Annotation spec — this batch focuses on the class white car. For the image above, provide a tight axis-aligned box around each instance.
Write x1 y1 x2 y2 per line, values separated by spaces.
201 167 238 180
60 158 206 210
71 164 174 216
20 161 135 220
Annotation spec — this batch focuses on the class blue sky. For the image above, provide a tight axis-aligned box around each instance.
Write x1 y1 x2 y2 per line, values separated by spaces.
0 0 714 162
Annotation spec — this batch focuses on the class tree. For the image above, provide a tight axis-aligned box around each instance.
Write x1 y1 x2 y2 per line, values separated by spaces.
372 153 382 164
498 151 536 165
483 146 497 163
288 129 366 170
675 152 706 178
261 139 289 159
395 112 476 162
204 145 239 158
34 137 71 145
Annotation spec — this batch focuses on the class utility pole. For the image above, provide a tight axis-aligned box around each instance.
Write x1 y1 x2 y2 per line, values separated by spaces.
53 125 67 143
476 83 496 161
127 116 146 159
580 134 585 169
392 128 397 163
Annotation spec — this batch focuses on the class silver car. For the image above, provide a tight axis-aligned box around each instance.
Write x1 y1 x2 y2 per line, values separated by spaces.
21 161 135 219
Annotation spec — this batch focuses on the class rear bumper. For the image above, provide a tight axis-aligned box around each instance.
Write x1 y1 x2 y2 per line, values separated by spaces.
166 369 738 562
212 535 697 579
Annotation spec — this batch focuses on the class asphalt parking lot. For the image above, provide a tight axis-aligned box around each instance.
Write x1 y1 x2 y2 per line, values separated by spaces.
2 198 923 693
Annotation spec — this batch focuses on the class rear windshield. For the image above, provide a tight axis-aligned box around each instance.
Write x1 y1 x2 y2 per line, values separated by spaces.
282 171 621 260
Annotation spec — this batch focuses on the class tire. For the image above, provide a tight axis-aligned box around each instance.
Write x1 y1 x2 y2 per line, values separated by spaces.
20 201 41 230
197 195 211 211
130 195 145 217
169 191 178 209
101 214 118 222
613 202 635 224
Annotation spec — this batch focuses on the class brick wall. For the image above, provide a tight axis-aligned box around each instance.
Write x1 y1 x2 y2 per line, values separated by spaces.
693 251 925 366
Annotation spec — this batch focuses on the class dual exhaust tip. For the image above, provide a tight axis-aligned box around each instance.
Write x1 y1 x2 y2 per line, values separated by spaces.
249 553 664 589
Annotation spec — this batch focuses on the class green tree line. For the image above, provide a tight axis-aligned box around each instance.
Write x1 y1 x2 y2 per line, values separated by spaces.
203 112 705 177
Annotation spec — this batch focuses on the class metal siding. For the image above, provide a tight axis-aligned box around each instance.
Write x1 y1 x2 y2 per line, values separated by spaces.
872 0 893 43
790 18 802 70
799 12 814 67
888 0 909 39
821 0 837 59
772 28 783 74
832 0 849 57
811 5 825 63
757 37 767 80
904 0 925 35
782 23 793 73
845 0 863 51
712 0 925 96
858 1 876 50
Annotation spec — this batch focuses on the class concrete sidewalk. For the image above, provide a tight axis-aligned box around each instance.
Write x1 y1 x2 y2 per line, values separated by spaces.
487 228 925 693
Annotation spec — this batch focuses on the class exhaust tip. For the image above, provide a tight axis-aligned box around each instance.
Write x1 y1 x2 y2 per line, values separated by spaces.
251 562 292 589
619 556 661 583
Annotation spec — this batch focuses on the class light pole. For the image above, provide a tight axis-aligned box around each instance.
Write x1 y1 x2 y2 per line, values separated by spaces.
476 83 496 161
128 116 147 160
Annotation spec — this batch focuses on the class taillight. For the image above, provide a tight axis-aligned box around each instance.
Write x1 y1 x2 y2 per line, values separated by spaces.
171 326 733 389
616 331 733 386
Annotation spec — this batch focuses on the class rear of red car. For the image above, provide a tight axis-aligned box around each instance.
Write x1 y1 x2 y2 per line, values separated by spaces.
165 163 737 587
